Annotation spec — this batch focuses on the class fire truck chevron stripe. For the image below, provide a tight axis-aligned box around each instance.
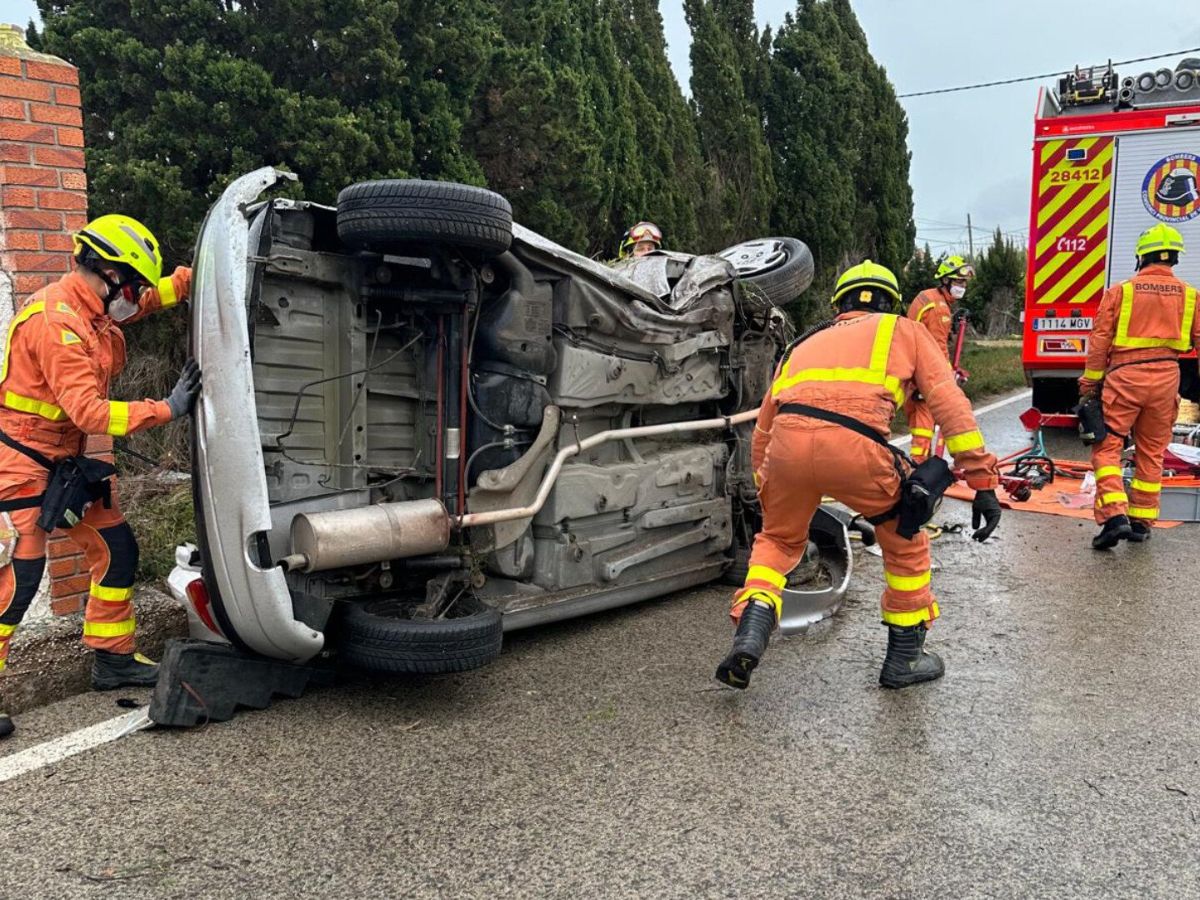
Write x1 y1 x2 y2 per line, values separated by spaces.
1039 249 1108 306
1034 199 1110 283
1036 142 1113 226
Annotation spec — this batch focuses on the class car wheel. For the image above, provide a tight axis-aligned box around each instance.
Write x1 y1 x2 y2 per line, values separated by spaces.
720 547 752 586
339 595 503 674
718 236 814 307
336 179 513 257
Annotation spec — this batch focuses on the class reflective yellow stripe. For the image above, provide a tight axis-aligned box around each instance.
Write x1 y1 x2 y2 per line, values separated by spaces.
1099 491 1128 506
1128 506 1158 519
90 582 134 602
945 430 984 454
1114 282 1196 350
916 302 937 322
1095 466 1123 480
0 301 45 383
82 617 136 638
4 390 66 421
0 658 5 671
107 401 130 436
157 276 178 309
746 565 787 590
772 315 903 405
885 569 931 592
882 602 940 627
910 428 934 438
1082 369 1106 381
0 623 16 638
734 588 782 620
910 446 927 456
1130 478 1161 494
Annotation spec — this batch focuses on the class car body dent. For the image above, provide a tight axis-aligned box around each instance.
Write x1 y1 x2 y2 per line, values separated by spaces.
191 166 323 662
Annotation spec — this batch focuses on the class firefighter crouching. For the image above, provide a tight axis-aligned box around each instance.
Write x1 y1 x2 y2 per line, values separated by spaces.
1081 223 1198 549
0 215 201 740
715 261 1002 691
903 255 974 459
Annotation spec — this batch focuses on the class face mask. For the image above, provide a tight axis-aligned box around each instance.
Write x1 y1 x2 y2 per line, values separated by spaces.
98 270 143 322
949 284 967 300
107 295 141 322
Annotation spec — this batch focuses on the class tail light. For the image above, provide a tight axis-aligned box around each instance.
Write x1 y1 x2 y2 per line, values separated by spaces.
185 577 224 638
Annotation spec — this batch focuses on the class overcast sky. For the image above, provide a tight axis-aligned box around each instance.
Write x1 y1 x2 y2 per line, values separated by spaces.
663 0 1200 254
5 0 1199 255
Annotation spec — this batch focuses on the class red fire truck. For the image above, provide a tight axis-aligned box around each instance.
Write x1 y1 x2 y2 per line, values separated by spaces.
1022 59 1200 412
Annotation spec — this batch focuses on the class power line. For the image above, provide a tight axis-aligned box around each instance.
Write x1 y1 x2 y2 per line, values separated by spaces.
898 46 1200 99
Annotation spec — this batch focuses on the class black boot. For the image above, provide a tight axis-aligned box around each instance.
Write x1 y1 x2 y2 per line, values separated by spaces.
92 650 159 691
879 624 945 689
0 713 13 740
715 601 775 689
1092 514 1131 550
1126 521 1151 543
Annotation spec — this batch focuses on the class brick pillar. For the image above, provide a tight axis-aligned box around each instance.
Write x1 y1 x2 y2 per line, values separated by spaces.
0 23 98 616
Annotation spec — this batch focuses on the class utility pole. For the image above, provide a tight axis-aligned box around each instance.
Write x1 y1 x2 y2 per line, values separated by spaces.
966 212 975 259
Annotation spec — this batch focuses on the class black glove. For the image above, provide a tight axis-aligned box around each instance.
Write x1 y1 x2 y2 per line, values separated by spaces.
971 489 1002 542
166 359 202 419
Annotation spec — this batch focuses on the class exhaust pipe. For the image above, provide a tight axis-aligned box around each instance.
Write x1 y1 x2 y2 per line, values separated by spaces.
285 499 451 573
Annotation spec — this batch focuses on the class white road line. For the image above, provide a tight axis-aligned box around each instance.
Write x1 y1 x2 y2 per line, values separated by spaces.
0 707 151 784
891 388 1032 447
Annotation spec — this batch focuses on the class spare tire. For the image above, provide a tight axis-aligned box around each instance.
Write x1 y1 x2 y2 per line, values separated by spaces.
337 179 513 257
718 237 814 307
339 595 503 674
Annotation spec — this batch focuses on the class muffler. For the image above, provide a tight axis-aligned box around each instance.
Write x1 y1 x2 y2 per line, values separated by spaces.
283 499 451 573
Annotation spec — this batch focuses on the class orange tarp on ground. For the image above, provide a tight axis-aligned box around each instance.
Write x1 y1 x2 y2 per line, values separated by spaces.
947 458 1193 528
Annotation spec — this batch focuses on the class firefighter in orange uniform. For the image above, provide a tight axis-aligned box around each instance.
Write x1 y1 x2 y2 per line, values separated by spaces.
903 255 974 459
1081 223 1198 549
715 261 1001 691
0 215 201 740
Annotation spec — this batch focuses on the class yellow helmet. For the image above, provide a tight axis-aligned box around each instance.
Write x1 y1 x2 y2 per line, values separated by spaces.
936 254 975 281
73 214 163 286
831 259 901 313
1135 223 1185 261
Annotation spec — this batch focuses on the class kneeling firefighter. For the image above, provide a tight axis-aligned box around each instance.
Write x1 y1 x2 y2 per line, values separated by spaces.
0 215 201 740
1081 223 1199 549
716 261 1002 691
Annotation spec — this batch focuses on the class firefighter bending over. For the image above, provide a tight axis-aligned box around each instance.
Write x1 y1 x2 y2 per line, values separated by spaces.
716 261 1002 691
904 254 974 459
0 215 201 740
1081 223 1199 549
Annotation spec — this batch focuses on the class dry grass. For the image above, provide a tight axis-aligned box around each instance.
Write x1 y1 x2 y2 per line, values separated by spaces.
120 474 195 583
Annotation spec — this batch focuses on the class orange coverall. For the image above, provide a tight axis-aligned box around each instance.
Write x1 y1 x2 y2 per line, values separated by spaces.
903 287 956 459
0 268 190 667
1080 264 1199 525
736 311 998 629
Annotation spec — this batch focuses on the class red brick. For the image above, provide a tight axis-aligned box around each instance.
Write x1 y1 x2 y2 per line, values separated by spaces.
0 165 58 187
63 213 88 231
24 61 78 86
14 273 52 295
51 597 85 616
0 144 29 163
0 98 24 120
30 102 82 127
32 146 84 168
2 208 63 230
48 557 79 579
54 85 81 106
9 251 68 273
42 232 74 252
37 189 87 211
48 535 81 558
0 57 21 77
56 126 84 148
1 186 37 207
50 573 90 599
60 171 86 190
0 76 51 102
0 121 55 144
1 230 41 251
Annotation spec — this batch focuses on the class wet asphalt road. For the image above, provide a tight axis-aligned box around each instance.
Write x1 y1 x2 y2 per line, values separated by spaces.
4 390 1200 899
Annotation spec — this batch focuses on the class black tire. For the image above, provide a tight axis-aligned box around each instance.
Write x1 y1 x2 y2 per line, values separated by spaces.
337 180 513 257
339 595 503 674
720 546 751 586
718 236 814 307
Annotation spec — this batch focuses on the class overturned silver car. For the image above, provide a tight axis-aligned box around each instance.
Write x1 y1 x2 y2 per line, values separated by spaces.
171 167 851 674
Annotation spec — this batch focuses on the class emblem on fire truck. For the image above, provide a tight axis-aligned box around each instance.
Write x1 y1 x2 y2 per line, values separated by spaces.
1142 153 1200 223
